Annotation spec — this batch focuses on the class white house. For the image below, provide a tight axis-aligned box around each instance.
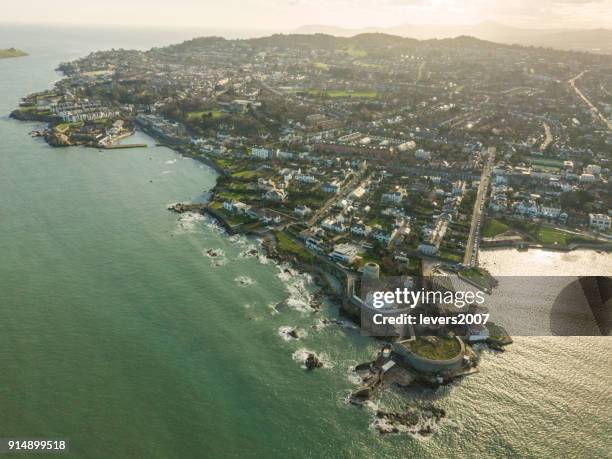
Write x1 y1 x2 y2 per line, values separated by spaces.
252 146 271 159
329 243 360 264
321 182 340 194
350 223 372 237
382 191 404 204
415 149 432 160
294 206 312 217
579 173 595 183
589 213 611 231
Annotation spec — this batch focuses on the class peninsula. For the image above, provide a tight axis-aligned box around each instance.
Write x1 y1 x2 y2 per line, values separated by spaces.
0 48 28 58
11 33 612 431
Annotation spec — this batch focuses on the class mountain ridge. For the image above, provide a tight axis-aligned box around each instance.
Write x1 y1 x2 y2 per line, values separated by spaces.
294 21 612 54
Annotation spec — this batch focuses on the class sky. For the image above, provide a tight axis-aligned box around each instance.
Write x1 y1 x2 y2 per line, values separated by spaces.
2 0 611 30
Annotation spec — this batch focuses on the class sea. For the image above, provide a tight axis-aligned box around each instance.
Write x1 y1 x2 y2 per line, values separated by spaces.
0 23 610 458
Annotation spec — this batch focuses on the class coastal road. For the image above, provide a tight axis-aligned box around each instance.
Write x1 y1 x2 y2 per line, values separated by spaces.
463 147 495 267
569 71 612 132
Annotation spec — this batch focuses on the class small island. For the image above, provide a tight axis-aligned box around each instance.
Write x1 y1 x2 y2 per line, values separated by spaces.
0 48 28 59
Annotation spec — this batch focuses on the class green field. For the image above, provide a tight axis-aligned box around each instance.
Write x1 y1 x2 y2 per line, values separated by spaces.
482 218 509 238
55 122 82 133
529 156 563 168
231 170 261 180
536 227 569 245
409 337 462 360
313 62 329 70
308 89 377 99
275 231 314 263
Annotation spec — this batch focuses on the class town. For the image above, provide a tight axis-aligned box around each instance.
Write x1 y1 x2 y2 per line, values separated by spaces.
12 33 610 276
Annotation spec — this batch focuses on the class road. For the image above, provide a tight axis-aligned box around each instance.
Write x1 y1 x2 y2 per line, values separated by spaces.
569 71 612 132
306 172 367 227
540 122 553 152
463 147 495 267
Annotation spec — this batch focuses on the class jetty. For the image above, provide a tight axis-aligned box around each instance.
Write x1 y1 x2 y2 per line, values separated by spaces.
167 202 207 214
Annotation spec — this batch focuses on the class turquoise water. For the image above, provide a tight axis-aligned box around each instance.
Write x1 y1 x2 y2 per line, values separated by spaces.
0 25 611 458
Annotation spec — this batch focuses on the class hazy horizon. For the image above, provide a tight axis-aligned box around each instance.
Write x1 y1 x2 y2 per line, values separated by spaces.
2 0 611 31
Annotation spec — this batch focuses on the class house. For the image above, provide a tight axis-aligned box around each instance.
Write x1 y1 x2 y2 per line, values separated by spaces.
276 149 294 160
252 146 271 159
295 174 317 184
585 164 601 175
513 200 539 218
224 200 250 214
260 213 281 225
322 217 346 233
264 189 288 202
329 243 360 264
321 181 340 194
540 207 562 219
589 213 611 231
294 206 312 217
382 190 404 204
579 173 595 183
372 229 398 245
351 223 371 237
306 237 325 253
415 149 432 160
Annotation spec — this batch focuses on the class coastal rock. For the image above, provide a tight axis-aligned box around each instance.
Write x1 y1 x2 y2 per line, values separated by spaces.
234 276 255 287
46 131 72 147
278 326 307 341
305 353 323 370
372 404 446 437
292 349 329 370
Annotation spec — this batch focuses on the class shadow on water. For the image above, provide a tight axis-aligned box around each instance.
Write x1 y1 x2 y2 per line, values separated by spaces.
550 277 612 336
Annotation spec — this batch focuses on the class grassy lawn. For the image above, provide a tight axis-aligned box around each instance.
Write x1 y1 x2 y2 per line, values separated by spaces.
482 218 509 238
276 231 315 263
55 122 82 133
308 89 377 99
439 249 462 262
536 227 568 245
231 170 261 180
409 337 461 360
529 156 563 168
313 62 329 70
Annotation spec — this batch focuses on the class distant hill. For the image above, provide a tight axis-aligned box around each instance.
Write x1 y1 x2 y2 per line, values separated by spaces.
169 32 511 58
294 21 612 54
0 48 28 59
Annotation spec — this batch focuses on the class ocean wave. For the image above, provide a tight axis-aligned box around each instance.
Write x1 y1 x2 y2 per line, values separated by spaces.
276 263 316 312
173 212 206 234
238 244 260 259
